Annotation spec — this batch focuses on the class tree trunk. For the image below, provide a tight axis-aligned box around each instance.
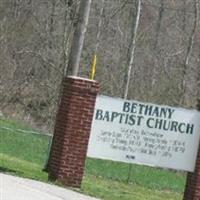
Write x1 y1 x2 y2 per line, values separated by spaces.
180 0 199 105
123 0 141 99
154 0 164 49
182 0 186 31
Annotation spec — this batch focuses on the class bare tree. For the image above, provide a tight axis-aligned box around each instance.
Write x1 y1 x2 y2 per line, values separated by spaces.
1 0 200 130
59 0 77 76
182 0 187 31
154 0 164 49
123 0 142 183
180 0 199 105
123 0 141 99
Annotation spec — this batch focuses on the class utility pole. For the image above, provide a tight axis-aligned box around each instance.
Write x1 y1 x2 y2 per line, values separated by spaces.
67 0 92 76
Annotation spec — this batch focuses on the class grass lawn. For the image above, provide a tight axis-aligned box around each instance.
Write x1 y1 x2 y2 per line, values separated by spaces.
0 118 185 200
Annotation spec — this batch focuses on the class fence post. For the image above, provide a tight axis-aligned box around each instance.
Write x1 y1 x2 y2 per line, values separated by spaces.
47 76 100 188
183 99 200 200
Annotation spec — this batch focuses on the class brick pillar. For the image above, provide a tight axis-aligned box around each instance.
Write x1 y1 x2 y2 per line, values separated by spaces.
183 151 200 199
47 76 100 188
183 100 200 200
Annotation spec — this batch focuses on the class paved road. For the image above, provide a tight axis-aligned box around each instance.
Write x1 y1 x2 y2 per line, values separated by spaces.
0 173 100 200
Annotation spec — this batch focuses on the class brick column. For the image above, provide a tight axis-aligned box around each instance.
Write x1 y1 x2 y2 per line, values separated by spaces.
47 76 100 188
183 151 200 199
183 100 200 200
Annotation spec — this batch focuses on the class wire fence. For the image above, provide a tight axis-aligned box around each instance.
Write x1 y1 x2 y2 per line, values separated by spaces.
0 118 52 168
0 119 187 194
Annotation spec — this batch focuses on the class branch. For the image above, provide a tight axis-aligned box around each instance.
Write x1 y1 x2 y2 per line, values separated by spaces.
180 0 199 105
110 0 130 19
14 50 63 75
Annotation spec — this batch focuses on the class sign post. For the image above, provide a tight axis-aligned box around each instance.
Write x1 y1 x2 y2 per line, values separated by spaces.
183 100 200 200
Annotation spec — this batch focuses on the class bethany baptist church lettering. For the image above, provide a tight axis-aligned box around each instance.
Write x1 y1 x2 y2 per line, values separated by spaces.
95 101 194 134
88 95 200 172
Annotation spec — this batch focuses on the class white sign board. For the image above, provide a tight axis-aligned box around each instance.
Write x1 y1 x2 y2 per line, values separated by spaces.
87 95 200 172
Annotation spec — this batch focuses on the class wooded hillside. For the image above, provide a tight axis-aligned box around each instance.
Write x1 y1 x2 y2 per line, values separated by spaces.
0 0 199 131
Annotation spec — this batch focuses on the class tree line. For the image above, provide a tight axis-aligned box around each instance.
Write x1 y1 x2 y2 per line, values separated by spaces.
0 0 199 131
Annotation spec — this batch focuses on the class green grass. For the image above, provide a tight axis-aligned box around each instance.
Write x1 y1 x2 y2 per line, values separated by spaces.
0 118 50 165
0 118 185 200
0 118 35 131
0 153 48 181
82 175 183 200
0 129 50 165
85 159 186 193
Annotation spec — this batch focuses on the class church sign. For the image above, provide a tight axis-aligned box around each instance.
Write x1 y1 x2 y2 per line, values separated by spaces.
87 95 200 172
